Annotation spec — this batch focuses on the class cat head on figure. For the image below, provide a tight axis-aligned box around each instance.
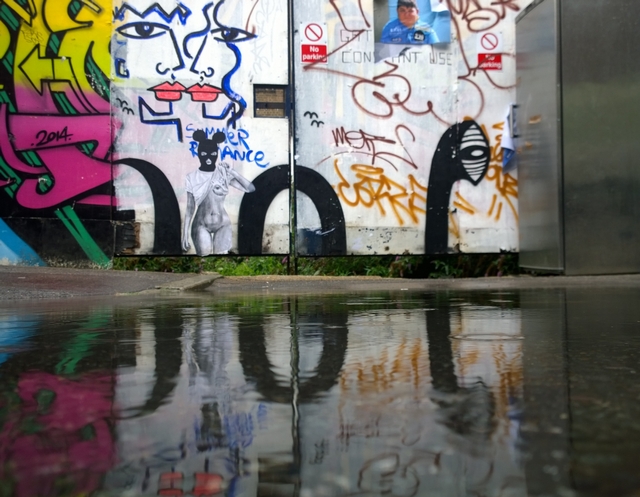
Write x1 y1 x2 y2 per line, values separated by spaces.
193 129 226 171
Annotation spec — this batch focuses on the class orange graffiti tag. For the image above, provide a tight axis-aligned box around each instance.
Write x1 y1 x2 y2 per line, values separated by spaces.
448 120 518 224
334 160 427 226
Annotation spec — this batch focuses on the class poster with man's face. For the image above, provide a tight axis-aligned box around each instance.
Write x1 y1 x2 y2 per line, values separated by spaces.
374 0 451 46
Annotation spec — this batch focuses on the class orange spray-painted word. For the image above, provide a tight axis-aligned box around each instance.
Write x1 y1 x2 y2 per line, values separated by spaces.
334 160 428 225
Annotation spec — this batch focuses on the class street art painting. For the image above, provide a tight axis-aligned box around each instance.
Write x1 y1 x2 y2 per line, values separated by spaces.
295 0 527 255
183 129 255 255
0 0 528 265
0 0 116 266
111 0 290 256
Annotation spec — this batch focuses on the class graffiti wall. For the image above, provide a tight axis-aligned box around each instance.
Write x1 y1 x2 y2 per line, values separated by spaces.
294 0 525 255
0 0 529 265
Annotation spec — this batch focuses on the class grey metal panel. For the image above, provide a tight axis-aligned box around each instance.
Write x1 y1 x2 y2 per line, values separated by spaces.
561 0 640 275
516 0 564 272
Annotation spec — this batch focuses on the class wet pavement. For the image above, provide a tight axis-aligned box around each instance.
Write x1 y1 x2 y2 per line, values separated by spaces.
0 276 639 496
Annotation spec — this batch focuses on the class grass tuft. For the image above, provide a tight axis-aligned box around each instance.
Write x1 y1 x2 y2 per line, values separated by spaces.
113 253 521 279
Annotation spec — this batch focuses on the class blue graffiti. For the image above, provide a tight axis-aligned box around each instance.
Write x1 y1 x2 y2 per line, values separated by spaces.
224 412 254 449
186 124 269 168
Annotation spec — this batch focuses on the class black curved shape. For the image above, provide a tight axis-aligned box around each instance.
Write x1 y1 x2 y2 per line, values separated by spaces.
237 165 346 255
425 120 490 254
122 308 184 418
426 305 458 394
115 158 181 254
238 312 349 404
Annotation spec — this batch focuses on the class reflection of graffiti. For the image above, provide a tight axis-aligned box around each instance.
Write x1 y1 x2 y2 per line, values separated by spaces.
238 165 346 255
0 372 116 497
425 120 490 253
238 312 348 403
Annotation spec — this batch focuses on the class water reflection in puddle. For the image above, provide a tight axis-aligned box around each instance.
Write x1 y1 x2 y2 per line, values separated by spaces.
0 289 638 496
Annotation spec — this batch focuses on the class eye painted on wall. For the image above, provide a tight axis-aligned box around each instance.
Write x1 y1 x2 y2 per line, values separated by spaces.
210 27 256 43
117 22 170 40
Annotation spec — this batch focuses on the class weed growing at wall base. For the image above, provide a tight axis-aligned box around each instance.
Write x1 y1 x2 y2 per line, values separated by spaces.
113 254 520 278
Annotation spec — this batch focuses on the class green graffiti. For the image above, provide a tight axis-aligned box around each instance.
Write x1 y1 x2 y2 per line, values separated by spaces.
0 91 16 112
46 32 61 55
0 5 19 31
37 174 52 193
19 150 42 166
55 312 110 374
84 42 109 102
1 50 13 75
55 205 110 267
52 91 78 115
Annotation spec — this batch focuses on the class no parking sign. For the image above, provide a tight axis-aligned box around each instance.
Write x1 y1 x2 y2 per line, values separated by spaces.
301 22 327 64
477 32 503 71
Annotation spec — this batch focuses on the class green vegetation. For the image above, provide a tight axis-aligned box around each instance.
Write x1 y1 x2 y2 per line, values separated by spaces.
113 253 520 279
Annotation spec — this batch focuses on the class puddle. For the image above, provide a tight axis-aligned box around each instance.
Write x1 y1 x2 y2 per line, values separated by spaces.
0 288 638 496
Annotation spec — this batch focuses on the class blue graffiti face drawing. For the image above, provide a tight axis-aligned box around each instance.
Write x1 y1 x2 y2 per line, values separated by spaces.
113 0 256 134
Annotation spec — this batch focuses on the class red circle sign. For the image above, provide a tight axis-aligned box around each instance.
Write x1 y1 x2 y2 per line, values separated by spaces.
304 23 323 42
480 33 499 51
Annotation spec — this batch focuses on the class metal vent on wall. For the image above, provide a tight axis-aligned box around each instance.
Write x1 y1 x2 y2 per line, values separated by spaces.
254 85 287 118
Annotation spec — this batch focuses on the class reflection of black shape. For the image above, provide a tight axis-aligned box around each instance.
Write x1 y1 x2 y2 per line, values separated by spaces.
426 306 458 394
426 305 495 440
197 402 226 452
124 309 184 418
425 120 490 254
237 165 346 255
115 158 181 254
238 312 348 403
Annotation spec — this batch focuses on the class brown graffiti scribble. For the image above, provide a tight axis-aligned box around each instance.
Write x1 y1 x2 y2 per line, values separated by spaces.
244 0 262 33
352 62 436 120
331 124 419 170
447 0 520 32
330 0 370 32
334 160 427 225
445 0 523 119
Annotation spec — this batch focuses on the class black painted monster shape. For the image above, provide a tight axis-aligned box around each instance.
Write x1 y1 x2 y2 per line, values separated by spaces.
425 120 490 254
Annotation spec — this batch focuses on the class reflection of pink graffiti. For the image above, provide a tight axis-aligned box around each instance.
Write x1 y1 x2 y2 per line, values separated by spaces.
0 104 118 208
0 372 115 497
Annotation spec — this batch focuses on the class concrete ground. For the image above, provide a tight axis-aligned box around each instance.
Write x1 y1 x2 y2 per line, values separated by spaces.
1 265 639 300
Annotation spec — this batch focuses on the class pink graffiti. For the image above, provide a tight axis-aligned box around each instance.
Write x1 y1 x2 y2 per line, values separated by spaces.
0 371 116 497
0 104 119 209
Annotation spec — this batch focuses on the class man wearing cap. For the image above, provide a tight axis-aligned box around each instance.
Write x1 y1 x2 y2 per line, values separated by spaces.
381 0 439 44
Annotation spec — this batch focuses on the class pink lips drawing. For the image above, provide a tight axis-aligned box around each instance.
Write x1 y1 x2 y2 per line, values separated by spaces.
148 82 222 102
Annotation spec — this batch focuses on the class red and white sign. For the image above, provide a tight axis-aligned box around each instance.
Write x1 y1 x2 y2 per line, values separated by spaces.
302 22 327 43
302 44 327 63
477 31 503 71
301 22 327 64
478 53 502 71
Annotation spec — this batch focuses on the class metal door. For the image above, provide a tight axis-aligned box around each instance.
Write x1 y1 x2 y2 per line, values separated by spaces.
516 0 564 272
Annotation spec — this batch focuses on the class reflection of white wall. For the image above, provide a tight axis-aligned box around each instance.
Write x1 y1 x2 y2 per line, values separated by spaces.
298 305 526 496
107 307 294 496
